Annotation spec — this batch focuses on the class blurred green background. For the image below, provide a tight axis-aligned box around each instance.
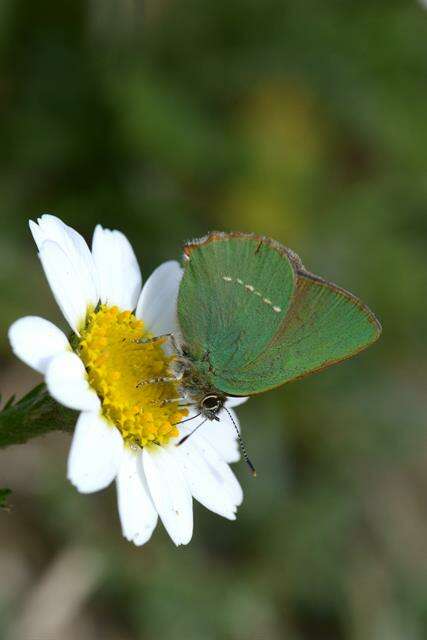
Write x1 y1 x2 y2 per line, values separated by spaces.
1 1 427 639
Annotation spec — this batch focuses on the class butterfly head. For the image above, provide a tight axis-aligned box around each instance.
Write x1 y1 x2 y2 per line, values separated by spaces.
200 393 225 421
179 378 257 476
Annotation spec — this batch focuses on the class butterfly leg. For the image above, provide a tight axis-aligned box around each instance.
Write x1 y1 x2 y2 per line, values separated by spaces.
134 333 167 345
163 332 181 353
146 397 195 408
158 398 195 407
136 372 183 388
122 335 173 354
157 383 195 406
134 332 181 353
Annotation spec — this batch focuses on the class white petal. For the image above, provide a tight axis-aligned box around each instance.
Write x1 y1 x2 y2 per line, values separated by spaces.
173 441 237 520
68 412 124 493
8 316 70 374
142 445 193 546
30 215 98 330
227 396 249 408
192 435 243 506
181 407 241 464
46 351 100 412
136 261 182 337
205 407 241 463
92 225 142 311
38 241 90 333
29 214 79 250
29 219 46 248
31 215 99 298
116 448 158 546
30 215 98 298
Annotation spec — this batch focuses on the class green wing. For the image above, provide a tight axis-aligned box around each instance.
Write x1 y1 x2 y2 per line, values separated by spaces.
178 232 382 396
178 232 298 374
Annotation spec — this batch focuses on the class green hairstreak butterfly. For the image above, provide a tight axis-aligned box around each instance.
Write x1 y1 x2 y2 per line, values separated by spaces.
166 232 381 469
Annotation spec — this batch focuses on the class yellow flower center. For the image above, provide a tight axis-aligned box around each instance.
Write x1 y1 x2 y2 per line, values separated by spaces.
77 305 188 447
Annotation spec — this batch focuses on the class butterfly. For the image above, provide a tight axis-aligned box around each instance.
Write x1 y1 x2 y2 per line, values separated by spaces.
168 232 381 468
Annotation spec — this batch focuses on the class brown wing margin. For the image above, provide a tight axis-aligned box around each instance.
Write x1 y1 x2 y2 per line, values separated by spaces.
182 230 305 272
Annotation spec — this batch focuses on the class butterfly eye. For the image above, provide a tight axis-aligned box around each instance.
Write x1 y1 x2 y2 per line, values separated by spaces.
202 395 221 411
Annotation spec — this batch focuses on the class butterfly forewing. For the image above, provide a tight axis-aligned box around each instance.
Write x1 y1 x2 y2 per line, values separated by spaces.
178 233 298 375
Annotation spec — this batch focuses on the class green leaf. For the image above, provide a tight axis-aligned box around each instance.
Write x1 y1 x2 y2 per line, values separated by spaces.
0 385 78 510
0 383 77 449
3 394 16 410
0 488 11 511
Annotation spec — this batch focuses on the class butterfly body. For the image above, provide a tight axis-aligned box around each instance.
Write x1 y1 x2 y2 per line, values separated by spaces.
178 348 227 419
175 231 381 419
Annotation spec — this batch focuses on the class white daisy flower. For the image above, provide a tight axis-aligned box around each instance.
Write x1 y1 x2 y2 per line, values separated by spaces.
8 215 247 547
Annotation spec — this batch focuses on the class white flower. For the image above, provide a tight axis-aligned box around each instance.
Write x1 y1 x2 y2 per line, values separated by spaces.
8 215 247 547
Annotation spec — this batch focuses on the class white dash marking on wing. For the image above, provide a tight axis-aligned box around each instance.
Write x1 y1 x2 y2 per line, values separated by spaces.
221 275 282 314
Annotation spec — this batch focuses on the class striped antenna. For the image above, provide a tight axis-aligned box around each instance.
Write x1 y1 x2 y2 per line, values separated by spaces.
224 407 257 477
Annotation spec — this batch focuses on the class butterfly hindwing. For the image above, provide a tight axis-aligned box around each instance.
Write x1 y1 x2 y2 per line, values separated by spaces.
211 268 381 395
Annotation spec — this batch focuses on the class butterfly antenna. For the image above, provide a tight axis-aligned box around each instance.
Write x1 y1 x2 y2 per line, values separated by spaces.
177 417 208 446
173 412 201 426
224 407 257 477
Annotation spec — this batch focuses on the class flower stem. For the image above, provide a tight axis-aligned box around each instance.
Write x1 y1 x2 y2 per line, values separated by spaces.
0 384 76 448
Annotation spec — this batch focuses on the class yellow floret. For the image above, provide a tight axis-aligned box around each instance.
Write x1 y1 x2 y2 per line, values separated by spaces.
78 305 187 447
